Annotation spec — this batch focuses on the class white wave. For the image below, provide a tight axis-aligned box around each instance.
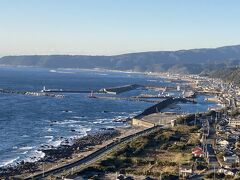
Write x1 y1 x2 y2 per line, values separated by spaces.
50 69 75 74
147 79 157 82
53 119 80 125
55 70 75 74
20 151 28 155
119 112 128 115
105 126 115 129
21 134 30 138
128 111 142 117
24 150 45 163
115 115 128 119
72 116 87 119
74 127 91 136
46 128 53 132
92 118 114 124
19 146 35 150
68 124 81 128
12 146 18 149
51 140 63 147
0 157 20 167
44 136 53 139
44 136 54 143
93 120 103 124
49 69 57 73
61 110 73 113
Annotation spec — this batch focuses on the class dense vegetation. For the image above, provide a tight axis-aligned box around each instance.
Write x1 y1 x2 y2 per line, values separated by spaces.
1 45 240 74
77 125 201 179
209 67 240 85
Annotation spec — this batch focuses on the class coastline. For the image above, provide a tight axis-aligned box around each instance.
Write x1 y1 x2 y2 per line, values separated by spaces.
0 125 146 179
0 68 221 179
0 67 148 177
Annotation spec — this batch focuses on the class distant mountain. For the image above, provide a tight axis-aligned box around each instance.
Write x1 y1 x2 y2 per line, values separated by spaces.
1 45 240 74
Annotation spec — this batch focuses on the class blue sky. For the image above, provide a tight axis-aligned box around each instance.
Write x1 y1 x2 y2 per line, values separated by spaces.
0 0 240 56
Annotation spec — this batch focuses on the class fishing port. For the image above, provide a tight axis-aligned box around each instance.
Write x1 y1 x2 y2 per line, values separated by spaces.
0 70 227 180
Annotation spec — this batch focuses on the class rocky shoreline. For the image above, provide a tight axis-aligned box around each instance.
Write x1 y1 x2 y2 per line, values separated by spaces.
0 128 120 178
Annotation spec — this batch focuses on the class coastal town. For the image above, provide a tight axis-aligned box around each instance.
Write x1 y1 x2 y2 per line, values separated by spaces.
1 0 240 179
1 72 240 180
54 74 240 179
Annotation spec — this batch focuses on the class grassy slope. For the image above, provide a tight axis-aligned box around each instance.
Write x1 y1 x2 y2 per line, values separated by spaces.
78 125 201 179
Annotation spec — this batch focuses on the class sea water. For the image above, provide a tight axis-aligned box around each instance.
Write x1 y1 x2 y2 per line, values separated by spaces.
0 66 217 167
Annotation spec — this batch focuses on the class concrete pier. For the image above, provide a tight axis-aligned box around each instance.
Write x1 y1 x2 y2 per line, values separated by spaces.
132 97 194 127
100 84 142 94
42 90 93 93
135 97 191 118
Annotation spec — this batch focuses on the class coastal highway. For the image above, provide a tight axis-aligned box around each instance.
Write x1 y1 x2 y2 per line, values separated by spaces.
23 125 164 179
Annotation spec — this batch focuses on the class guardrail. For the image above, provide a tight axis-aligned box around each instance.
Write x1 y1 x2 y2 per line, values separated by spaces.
24 125 163 179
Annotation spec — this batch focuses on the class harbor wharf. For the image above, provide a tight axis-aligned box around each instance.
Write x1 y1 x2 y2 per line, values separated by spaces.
42 90 93 93
99 84 143 94
132 97 196 128
134 97 193 119
40 84 142 94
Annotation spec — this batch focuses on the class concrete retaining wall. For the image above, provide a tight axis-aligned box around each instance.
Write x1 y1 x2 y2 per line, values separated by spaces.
135 97 189 119
132 118 155 128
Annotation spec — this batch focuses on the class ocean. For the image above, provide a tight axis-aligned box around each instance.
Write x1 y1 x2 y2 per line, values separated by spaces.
0 66 217 167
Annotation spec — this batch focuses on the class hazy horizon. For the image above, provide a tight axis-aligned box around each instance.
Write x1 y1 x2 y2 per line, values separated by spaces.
0 44 240 58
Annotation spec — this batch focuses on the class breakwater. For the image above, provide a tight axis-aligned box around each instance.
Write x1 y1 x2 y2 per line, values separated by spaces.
89 95 161 103
100 84 142 94
0 89 64 98
42 90 93 93
134 97 192 118
39 84 142 94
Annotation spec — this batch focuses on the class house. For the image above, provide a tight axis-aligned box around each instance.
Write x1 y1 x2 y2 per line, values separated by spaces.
217 140 229 147
179 165 193 178
229 119 240 128
220 153 239 168
223 154 239 164
218 168 235 176
222 162 233 169
192 147 204 157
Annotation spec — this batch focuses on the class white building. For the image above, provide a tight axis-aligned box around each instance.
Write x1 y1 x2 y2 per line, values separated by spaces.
229 119 240 128
223 154 239 164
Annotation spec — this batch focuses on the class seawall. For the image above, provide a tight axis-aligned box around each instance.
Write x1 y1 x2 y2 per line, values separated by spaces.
100 84 142 94
134 97 190 119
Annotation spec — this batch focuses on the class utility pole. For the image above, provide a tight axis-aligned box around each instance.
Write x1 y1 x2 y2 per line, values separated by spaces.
178 163 180 180
194 113 196 126
213 165 216 180
215 112 218 124
42 162 45 178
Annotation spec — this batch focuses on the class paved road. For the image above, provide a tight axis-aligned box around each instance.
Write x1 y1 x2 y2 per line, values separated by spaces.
23 125 163 180
202 117 220 178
